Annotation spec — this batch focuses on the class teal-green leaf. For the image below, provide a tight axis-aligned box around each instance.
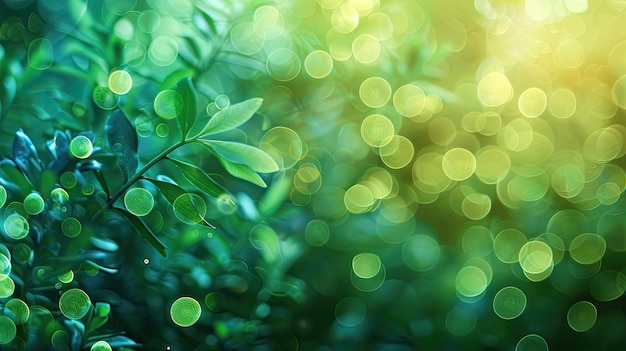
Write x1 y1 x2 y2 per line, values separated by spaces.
198 140 278 173
175 77 198 137
105 109 138 183
115 207 167 257
191 97 262 138
167 158 227 198
13 129 43 174
217 157 267 188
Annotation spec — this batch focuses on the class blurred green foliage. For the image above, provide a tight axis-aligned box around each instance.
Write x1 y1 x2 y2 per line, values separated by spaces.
1 0 626 350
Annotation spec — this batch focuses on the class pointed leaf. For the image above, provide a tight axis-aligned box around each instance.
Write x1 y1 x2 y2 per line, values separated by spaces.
12 129 42 174
47 130 69 172
167 158 227 198
175 77 198 137
147 177 215 228
191 98 263 138
145 177 186 206
218 157 267 188
115 208 167 257
105 109 138 182
258 173 291 215
198 140 278 173
87 316 108 331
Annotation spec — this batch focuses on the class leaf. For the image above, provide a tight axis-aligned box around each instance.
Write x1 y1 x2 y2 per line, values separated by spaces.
115 208 167 257
175 77 198 137
0 160 34 193
145 177 186 206
105 110 138 183
167 158 227 198
106 335 142 348
94 302 111 317
218 157 267 188
87 316 108 331
191 97 263 138
259 173 291 215
118 152 139 184
198 140 278 173
250 224 281 263
47 130 70 172
172 193 209 225
12 129 43 174
146 177 215 228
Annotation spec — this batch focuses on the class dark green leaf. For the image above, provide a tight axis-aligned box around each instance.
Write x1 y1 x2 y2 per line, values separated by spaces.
172 192 215 228
63 320 83 351
12 129 43 174
167 158 227 198
115 208 167 257
0 161 34 193
105 109 138 183
218 157 267 188
145 177 186 206
93 169 111 198
176 77 198 137
47 130 69 172
191 97 263 138
198 140 278 173
118 152 139 184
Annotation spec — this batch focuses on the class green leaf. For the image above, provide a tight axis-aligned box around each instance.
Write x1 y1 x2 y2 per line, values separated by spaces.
250 224 281 263
218 157 267 188
47 131 70 172
12 129 43 174
175 77 198 137
172 192 211 227
115 208 167 257
167 158 227 198
147 177 215 228
198 140 279 173
105 109 138 183
94 302 111 317
0 161 34 193
259 173 291 215
191 97 263 138
145 177 186 206
87 316 108 331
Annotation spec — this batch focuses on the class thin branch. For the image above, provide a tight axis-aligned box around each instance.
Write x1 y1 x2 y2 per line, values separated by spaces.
90 140 187 222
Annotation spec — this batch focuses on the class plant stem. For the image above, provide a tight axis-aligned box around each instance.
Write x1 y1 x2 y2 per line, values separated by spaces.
90 140 188 222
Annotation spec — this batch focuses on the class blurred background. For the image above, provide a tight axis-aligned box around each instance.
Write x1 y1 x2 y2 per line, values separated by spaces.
2 0 626 350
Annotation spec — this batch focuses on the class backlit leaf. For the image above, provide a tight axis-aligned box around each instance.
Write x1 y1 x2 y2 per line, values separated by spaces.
167 158 227 198
176 77 198 137
198 140 279 173
145 177 186 206
191 97 263 138
218 157 267 188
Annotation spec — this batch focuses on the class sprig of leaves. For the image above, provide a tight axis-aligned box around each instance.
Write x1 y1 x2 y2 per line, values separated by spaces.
90 77 277 256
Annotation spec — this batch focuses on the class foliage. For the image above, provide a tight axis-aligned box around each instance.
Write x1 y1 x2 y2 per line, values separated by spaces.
2 0 626 351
